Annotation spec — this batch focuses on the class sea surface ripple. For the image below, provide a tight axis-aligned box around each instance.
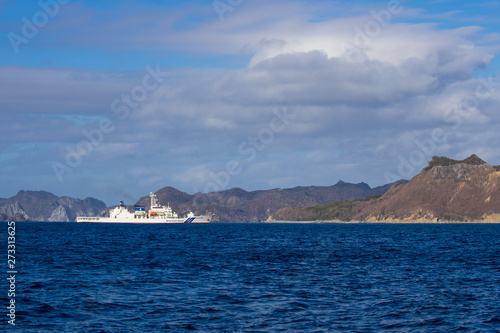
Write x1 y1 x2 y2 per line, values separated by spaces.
3 222 499 332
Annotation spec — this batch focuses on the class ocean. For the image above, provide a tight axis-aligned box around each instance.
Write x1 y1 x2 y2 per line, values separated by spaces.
2 222 499 332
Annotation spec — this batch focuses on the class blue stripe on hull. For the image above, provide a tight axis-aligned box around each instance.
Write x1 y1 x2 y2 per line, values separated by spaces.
184 217 195 224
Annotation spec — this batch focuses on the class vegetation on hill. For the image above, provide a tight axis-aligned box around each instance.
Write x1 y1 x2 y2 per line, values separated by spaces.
271 195 381 221
424 154 486 171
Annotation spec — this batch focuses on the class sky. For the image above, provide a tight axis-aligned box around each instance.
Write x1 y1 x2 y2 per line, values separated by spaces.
1 0 500 206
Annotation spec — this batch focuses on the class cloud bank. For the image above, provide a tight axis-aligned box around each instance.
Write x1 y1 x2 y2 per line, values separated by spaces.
1 0 499 205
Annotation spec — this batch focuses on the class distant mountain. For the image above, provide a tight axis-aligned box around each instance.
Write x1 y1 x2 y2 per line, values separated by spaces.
0 190 106 222
135 181 402 223
358 155 500 222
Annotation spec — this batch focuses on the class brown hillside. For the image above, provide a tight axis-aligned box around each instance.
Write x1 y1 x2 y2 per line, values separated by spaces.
359 155 500 222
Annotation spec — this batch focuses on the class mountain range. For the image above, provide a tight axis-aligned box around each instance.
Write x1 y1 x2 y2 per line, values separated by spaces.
2 154 498 223
0 181 399 223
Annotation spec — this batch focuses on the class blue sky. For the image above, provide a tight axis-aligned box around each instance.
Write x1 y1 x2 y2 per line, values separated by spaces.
1 0 500 206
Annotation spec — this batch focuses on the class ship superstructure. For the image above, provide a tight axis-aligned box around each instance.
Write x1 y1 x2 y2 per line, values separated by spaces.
77 192 213 224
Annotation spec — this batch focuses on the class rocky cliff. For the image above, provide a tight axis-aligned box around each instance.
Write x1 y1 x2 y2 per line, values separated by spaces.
358 155 500 222
0 190 106 222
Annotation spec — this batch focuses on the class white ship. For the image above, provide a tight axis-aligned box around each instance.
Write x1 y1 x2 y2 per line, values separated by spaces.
77 192 213 224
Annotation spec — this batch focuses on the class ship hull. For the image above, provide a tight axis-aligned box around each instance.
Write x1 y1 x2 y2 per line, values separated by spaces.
77 215 213 224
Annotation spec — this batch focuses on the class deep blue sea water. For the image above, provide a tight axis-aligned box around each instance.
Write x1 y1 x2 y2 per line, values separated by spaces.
2 222 499 332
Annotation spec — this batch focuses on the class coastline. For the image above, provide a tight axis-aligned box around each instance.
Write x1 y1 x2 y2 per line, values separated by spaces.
265 220 500 224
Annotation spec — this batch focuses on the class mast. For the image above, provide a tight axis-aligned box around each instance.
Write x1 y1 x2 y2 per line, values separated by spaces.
149 192 157 208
